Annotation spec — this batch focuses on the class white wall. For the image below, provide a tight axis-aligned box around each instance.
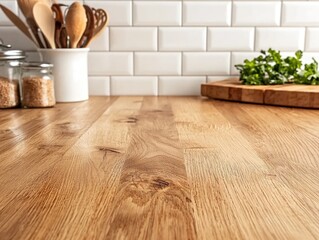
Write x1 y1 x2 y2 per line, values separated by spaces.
1 0 319 95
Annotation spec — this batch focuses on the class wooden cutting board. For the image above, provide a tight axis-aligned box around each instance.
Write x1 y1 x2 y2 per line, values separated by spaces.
201 78 319 108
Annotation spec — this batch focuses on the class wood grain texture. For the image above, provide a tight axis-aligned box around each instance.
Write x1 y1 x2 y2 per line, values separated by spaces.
201 79 319 108
172 98 319 239
0 96 318 240
103 97 196 240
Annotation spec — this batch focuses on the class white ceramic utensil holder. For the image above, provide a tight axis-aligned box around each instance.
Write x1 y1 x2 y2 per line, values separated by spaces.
38 48 89 102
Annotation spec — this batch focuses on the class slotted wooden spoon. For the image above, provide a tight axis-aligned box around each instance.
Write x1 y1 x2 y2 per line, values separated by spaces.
81 8 108 48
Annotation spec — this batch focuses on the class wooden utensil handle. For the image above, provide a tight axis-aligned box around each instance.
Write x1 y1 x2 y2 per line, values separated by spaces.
26 18 45 48
59 26 68 48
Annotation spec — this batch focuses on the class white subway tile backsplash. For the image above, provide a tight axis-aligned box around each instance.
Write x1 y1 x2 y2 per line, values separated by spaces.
89 77 111 96
88 52 133 76
282 2 319 27
233 2 281 26
135 52 181 75
183 53 230 75
306 28 319 51
0 1 18 25
159 77 206 96
1 0 318 96
110 27 157 51
256 28 305 51
87 1 132 26
111 76 158 96
183 2 231 26
89 28 109 51
133 1 181 26
208 28 254 51
159 27 206 51
302 52 319 65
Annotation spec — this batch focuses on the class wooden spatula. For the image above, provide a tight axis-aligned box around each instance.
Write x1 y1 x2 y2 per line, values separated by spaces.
33 2 56 49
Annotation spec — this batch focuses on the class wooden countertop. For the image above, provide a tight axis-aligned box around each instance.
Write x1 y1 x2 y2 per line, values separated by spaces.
0 97 318 239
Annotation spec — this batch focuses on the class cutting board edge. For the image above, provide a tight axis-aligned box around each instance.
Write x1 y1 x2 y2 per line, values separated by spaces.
201 79 319 109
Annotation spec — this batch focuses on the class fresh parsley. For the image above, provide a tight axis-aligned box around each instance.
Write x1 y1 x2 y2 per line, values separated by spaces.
235 49 319 85
295 58 319 85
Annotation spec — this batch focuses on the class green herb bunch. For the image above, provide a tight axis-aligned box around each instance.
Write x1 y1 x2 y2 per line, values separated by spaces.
295 58 319 85
235 49 319 85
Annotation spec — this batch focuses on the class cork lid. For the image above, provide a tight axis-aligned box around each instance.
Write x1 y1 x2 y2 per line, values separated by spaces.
0 40 25 60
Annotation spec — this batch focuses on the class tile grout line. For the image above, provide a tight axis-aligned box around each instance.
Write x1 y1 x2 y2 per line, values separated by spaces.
157 76 159 96
157 25 159 95
304 27 307 52
229 51 232 76
231 0 234 27
181 0 184 77
108 27 111 51
157 27 159 52
254 27 257 52
133 52 135 76
181 52 184 77
132 0 134 78
181 0 184 27
109 76 113 96
108 25 112 95
131 0 134 28
280 0 284 27
206 26 208 52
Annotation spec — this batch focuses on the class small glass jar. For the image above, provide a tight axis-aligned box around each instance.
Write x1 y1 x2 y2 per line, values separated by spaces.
20 62 56 108
0 41 25 108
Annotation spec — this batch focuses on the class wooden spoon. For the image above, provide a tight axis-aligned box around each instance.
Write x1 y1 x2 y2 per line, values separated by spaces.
93 8 108 36
65 2 87 48
82 8 108 48
33 2 56 49
0 4 36 45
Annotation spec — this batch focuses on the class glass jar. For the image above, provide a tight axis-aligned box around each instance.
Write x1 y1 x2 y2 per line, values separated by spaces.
20 62 56 108
0 41 25 108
